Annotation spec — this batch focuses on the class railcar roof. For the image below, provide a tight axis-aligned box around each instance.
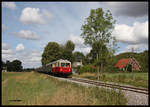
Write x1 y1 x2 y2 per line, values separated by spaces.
46 59 71 66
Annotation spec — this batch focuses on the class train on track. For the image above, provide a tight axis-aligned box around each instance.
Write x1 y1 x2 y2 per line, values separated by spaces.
36 59 72 77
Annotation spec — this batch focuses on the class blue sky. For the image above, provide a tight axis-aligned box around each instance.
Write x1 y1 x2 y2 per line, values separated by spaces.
2 2 148 68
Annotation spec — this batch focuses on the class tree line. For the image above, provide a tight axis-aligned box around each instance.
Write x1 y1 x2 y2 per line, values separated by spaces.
41 40 86 66
2 60 23 72
2 60 36 72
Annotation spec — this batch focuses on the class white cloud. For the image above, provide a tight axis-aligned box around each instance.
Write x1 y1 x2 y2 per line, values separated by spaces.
12 30 40 40
16 44 24 51
115 44 148 55
68 34 91 55
2 43 13 54
30 57 41 62
20 50 42 68
2 43 14 62
2 43 10 50
2 48 42 68
81 47 92 54
2 54 14 62
42 9 53 19
2 24 8 31
2 2 16 10
112 21 148 45
125 44 148 52
2 49 13 54
20 7 52 25
69 34 84 47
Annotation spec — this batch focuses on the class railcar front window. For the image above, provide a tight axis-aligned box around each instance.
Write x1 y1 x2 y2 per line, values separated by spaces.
61 63 66 67
66 63 70 67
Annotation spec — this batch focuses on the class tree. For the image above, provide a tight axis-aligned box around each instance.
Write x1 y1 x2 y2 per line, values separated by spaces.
2 61 7 70
41 42 62 65
80 8 117 79
11 60 23 72
62 49 73 62
81 8 116 46
73 51 85 62
61 40 75 62
2 61 6 67
41 41 75 65
6 60 12 71
64 40 75 52
90 41 109 67
5 60 23 72
84 53 92 64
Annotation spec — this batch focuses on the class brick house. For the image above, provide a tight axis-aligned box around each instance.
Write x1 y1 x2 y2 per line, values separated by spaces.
115 57 141 71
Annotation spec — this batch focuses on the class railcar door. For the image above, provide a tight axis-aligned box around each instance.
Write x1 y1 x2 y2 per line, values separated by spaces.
50 64 53 72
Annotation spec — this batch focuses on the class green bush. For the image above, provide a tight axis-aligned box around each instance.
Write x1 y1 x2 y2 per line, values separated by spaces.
72 66 81 73
79 64 97 74
105 65 122 73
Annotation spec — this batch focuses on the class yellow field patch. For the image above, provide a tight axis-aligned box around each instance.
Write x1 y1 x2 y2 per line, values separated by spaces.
46 85 90 105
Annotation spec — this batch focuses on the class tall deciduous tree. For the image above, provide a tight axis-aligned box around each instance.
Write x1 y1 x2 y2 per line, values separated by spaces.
62 40 75 62
81 8 117 79
41 42 61 65
64 40 75 52
81 8 116 46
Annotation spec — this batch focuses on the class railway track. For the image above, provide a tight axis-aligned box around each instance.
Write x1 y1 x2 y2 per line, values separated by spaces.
67 77 148 95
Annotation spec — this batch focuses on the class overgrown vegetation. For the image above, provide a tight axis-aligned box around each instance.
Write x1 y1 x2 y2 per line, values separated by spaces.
2 72 127 105
73 72 148 88
79 64 97 74
77 50 148 74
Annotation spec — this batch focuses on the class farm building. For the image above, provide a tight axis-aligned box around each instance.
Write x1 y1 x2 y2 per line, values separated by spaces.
72 59 83 67
115 57 141 71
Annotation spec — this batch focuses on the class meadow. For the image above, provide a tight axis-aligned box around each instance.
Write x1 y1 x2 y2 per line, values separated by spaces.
73 72 148 88
2 72 127 105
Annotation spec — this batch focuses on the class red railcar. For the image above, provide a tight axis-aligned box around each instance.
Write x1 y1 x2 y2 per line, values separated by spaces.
46 59 72 76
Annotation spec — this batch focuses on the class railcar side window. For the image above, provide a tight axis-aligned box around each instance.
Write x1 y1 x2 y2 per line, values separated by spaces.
56 62 59 67
61 63 66 67
52 64 55 68
66 63 70 67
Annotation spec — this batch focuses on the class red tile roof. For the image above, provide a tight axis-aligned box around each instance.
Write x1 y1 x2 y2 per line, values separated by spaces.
115 58 130 69
115 58 140 70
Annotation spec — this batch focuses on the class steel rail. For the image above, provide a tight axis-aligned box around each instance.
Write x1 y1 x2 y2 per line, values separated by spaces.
68 78 148 95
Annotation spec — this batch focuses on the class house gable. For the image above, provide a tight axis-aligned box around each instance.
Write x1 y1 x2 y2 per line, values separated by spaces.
115 58 140 71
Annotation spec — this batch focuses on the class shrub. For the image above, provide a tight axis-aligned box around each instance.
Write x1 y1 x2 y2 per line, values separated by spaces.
72 66 81 74
105 66 122 73
79 64 97 74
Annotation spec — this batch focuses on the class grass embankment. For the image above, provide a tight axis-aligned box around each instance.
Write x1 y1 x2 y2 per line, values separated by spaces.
73 72 148 88
2 72 127 105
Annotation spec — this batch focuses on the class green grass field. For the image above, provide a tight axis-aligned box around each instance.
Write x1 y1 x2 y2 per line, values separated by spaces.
73 72 148 88
2 72 127 105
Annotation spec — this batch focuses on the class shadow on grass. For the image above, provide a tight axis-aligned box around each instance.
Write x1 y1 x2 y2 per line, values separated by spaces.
8 99 22 102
